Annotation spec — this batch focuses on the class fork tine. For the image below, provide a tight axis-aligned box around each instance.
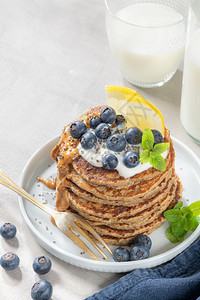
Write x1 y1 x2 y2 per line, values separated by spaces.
67 225 99 261
73 221 108 260
0 170 112 260
0 170 52 216
75 218 113 255
0 169 17 186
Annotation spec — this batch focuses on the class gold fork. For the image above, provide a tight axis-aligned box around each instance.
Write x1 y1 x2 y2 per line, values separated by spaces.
0 170 112 261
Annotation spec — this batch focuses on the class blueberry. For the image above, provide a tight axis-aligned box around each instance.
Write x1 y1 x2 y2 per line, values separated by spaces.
90 116 102 129
69 121 87 139
31 280 53 300
130 245 149 261
113 247 130 262
100 106 116 124
125 127 143 145
0 223 16 239
33 256 52 275
152 129 163 144
115 114 126 126
122 151 140 168
106 134 126 152
80 131 97 150
0 252 20 270
95 123 111 139
103 154 118 170
132 235 152 250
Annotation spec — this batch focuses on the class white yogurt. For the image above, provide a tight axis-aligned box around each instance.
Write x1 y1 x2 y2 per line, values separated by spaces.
78 125 168 178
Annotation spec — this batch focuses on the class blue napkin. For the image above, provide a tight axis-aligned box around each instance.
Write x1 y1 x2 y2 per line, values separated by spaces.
85 238 200 300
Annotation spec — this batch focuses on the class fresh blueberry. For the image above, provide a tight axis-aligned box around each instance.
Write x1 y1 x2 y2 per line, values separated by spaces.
152 129 163 144
80 131 97 150
69 121 87 139
132 235 152 250
115 115 126 126
100 106 116 124
102 154 118 170
0 223 17 239
31 280 53 300
106 134 126 152
130 245 149 261
125 127 143 145
95 123 111 139
90 116 102 129
113 247 130 262
33 256 52 275
122 151 140 168
0 252 20 270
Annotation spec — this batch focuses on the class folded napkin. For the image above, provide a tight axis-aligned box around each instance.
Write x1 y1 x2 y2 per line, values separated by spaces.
86 238 200 300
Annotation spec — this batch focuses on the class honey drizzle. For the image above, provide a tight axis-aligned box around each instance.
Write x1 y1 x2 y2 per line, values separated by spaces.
52 112 101 169
37 177 56 190
51 111 101 211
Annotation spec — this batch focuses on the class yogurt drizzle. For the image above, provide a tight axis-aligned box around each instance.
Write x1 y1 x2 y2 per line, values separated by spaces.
77 124 168 178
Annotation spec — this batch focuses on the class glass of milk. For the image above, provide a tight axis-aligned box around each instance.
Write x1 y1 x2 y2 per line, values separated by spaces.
180 0 200 145
105 0 189 88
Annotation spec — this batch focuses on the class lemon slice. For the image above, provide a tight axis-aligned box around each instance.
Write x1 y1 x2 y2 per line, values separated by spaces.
105 85 165 135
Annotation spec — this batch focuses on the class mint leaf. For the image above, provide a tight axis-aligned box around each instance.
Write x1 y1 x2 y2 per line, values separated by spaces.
177 235 185 242
186 215 199 231
184 214 193 231
142 129 154 150
163 209 182 223
139 149 150 163
189 201 200 217
174 201 183 209
154 142 170 154
140 128 170 172
182 206 192 215
149 152 166 172
171 220 187 238
165 201 200 244
184 213 199 231
166 226 180 243
81 114 88 119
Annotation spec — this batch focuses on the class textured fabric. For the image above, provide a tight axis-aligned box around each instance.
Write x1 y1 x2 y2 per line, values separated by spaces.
1 0 200 299
86 239 200 300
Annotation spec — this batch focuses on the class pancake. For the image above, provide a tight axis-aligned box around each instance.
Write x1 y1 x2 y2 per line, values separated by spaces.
69 175 180 226
72 128 172 188
100 217 166 245
68 173 177 220
51 105 183 245
93 179 181 230
92 183 182 245
64 165 173 205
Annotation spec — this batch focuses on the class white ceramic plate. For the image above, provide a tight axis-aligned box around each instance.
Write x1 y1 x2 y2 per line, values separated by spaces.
19 137 200 273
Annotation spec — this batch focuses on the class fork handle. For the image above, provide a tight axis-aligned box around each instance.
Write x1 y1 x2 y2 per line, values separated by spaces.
0 170 53 216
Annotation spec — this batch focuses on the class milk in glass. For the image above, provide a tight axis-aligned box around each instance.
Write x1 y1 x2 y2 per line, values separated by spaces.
107 3 185 86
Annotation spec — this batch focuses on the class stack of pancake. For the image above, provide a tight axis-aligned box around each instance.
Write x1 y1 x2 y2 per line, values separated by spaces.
51 106 182 245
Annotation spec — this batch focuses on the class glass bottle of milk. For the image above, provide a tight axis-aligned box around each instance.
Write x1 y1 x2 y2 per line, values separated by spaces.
180 0 200 144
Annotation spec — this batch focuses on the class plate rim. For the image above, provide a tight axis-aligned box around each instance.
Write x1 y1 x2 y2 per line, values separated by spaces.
18 136 200 272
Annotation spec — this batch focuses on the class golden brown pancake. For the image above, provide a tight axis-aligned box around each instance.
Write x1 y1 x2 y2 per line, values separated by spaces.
64 164 174 205
52 105 182 245
71 128 172 188
68 174 179 225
